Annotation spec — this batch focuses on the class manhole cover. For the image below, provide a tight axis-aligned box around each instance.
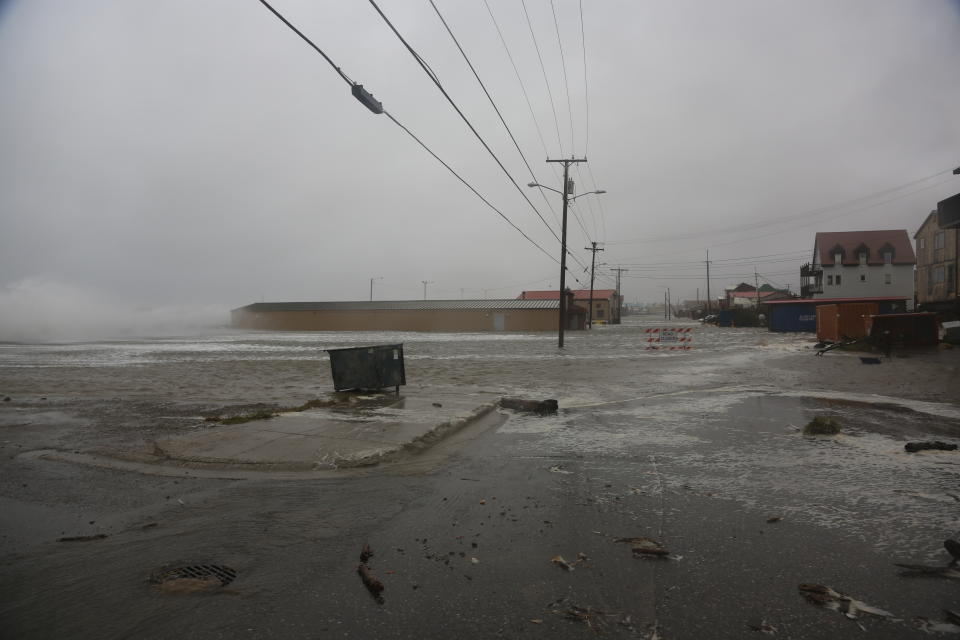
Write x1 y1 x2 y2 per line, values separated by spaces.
151 564 237 591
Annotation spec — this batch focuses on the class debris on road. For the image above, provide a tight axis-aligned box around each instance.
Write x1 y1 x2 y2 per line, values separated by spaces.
803 417 841 435
499 397 559 415
358 543 384 602
360 543 374 563
859 357 882 365
904 441 958 453
551 555 575 571
766 516 783 524
58 533 107 542
615 536 670 557
797 583 895 619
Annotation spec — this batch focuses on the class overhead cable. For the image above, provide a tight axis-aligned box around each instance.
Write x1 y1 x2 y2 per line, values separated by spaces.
427 0 561 232
367 0 561 246
255 0 558 264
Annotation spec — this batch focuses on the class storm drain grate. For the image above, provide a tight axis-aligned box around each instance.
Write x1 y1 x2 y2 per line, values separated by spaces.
151 565 237 587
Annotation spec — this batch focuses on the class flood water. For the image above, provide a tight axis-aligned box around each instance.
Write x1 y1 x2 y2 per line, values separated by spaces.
1 317 959 639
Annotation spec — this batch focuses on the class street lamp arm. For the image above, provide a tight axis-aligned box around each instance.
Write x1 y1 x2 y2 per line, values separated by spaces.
527 182 562 195
569 190 607 201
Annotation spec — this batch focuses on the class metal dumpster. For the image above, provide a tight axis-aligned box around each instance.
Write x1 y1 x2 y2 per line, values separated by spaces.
325 344 406 393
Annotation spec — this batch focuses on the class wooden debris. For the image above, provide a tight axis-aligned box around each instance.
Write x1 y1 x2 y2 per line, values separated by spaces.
551 555 575 571
615 536 670 557
58 534 108 542
798 583 895 619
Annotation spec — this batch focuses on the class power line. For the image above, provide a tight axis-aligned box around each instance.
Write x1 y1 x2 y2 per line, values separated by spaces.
607 168 955 246
482 0 566 231
549 0 576 155
366 0 562 246
521 0 564 156
707 176 954 249
383 112 557 263
579 0 589 157
255 0 558 264
427 0 560 235
256 0 354 86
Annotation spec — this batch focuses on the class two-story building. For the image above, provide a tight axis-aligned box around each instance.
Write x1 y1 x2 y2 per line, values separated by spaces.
800 230 916 309
914 208 958 315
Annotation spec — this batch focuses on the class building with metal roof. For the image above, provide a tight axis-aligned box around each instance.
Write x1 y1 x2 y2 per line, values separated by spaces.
230 299 585 332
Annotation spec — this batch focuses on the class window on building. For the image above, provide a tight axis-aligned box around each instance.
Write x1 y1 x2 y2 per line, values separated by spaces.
948 264 956 294
596 309 604 318
834 253 842 264
918 238 925 250
836 275 842 286
934 266 945 283
928 273 934 295
884 273 892 285
860 274 866 282
935 232 945 249
827 275 833 285
859 252 867 265
883 252 892 264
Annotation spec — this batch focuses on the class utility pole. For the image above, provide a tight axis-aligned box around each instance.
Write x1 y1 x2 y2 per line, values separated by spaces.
667 287 672 320
369 276 383 301
421 280 434 300
584 242 604 328
705 250 713 313
754 267 761 321
547 157 587 348
610 267 628 324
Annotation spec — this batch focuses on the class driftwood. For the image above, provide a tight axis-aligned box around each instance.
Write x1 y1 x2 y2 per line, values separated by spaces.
357 543 384 602
499 398 559 415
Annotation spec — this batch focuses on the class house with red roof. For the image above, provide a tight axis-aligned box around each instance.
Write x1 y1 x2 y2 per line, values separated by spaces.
800 230 916 309
518 289 622 324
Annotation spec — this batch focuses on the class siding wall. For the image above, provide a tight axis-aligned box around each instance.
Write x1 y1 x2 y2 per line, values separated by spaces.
815 263 915 309
231 308 562 332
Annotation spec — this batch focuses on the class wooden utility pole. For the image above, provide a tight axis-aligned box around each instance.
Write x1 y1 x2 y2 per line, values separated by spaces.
705 250 712 312
754 267 761 320
609 267 628 324
584 242 604 328
547 157 587 348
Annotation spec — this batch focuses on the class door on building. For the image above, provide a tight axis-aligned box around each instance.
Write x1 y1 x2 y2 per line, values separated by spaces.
493 313 506 331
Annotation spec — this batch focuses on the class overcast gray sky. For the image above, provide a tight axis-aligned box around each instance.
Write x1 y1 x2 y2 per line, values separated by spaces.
1 0 959 339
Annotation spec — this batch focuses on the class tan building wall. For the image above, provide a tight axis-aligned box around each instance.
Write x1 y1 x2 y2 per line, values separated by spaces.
587 299 612 323
231 308 562 332
915 216 958 307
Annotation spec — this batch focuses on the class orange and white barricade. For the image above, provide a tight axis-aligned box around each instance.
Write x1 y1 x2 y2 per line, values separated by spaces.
644 327 694 350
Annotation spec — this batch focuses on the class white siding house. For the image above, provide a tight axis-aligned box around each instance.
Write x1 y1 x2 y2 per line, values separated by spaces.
806 230 916 309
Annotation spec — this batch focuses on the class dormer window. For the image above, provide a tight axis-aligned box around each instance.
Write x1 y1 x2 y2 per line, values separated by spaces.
830 244 845 265
880 242 895 265
854 243 870 265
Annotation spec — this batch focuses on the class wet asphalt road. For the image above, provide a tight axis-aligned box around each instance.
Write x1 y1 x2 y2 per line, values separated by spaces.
3 382 959 639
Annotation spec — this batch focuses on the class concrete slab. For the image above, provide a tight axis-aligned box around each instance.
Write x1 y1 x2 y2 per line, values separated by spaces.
153 389 498 470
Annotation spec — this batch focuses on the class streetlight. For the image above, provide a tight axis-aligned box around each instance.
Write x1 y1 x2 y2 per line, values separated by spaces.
527 177 607 347
421 280 434 300
369 276 383 301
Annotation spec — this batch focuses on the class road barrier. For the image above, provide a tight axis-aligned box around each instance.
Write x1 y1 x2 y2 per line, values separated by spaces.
643 327 694 350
